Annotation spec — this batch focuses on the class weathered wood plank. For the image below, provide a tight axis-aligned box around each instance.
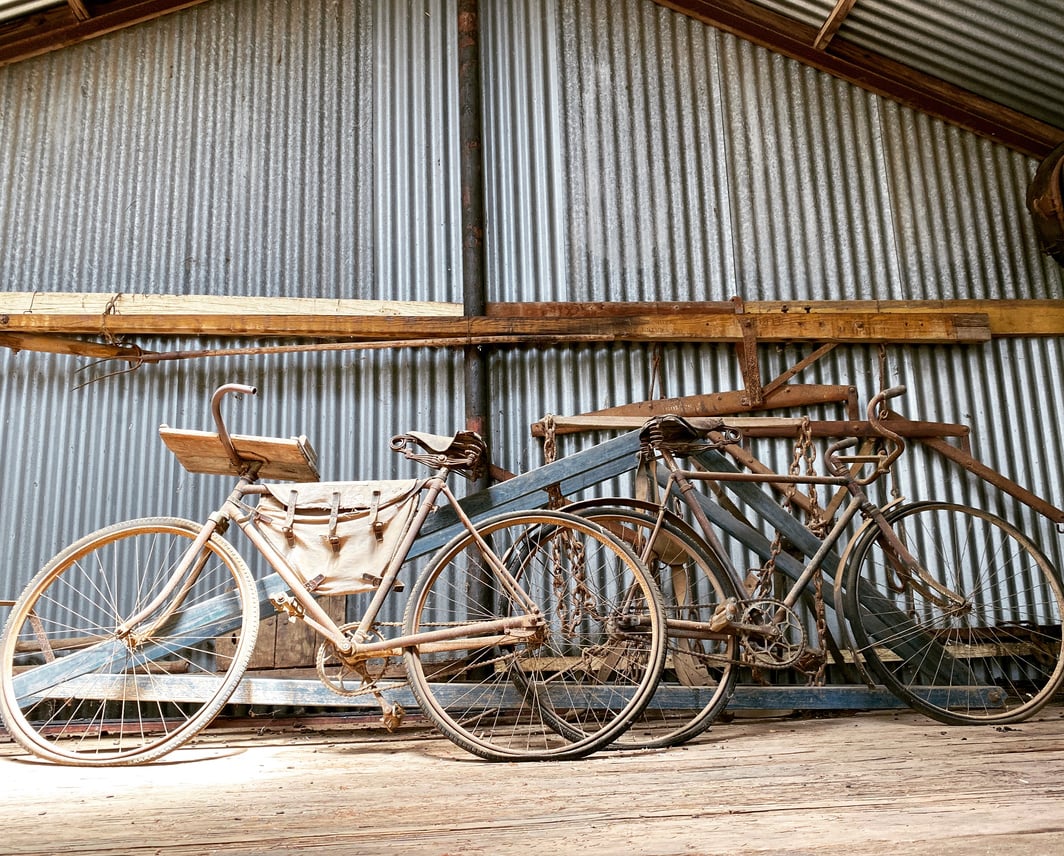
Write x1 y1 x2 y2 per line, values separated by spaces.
0 293 1000 343
159 427 321 482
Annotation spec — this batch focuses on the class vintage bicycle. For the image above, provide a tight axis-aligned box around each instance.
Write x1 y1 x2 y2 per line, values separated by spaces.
565 385 1064 748
0 383 667 765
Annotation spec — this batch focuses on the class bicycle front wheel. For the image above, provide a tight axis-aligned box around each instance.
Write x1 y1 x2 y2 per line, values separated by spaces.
0 517 259 765
843 501 1064 725
402 510 667 761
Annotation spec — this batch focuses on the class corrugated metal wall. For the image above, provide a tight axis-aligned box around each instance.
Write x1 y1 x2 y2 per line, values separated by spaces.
2 0 1063 611
751 0 1064 129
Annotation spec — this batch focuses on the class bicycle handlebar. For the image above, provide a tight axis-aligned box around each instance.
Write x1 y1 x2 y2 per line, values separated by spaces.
828 384 907 484
211 383 258 472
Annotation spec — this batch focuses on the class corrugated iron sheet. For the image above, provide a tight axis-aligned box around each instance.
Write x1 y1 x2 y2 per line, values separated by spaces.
749 0 1064 129
0 0 461 303
2 0 1063 624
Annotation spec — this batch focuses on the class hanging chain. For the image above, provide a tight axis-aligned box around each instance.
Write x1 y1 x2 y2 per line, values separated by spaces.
552 522 592 636
539 414 592 632
878 344 902 500
542 414 558 465
809 567 829 685
758 416 821 599
796 416 828 538
541 414 566 509
794 416 830 684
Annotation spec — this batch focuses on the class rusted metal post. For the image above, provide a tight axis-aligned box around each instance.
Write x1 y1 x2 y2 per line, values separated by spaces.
458 0 490 479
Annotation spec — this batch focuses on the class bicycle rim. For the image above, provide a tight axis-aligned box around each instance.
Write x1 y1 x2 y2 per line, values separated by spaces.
402 510 667 760
0 518 259 765
843 501 1064 725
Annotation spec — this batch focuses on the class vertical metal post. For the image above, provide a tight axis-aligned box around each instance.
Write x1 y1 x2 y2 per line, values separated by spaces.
458 0 490 480
457 1 494 636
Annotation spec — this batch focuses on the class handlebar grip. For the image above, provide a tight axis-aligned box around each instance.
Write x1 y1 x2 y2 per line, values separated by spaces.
221 383 258 397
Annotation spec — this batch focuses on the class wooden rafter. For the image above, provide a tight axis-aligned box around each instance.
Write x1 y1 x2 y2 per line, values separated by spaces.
66 0 92 22
0 0 214 68
651 0 1063 159
814 0 859 51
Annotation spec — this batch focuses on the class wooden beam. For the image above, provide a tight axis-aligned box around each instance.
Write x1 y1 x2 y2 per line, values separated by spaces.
0 294 997 344
531 414 971 440
814 0 859 51
0 331 147 359
67 0 92 23
652 0 1063 159
0 0 215 68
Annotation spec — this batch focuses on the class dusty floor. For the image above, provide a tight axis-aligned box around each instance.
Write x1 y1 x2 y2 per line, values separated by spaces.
2 707 1063 855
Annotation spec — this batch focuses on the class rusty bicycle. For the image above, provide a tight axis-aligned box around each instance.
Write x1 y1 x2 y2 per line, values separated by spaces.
0 383 667 765
567 386 1064 748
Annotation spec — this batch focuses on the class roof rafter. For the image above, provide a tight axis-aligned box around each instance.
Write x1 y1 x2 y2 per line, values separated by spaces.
0 0 212 67
814 0 858 51
653 0 1063 159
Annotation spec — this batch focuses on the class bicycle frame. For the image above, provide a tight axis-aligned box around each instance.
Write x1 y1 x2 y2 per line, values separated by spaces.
119 465 545 664
637 388 966 649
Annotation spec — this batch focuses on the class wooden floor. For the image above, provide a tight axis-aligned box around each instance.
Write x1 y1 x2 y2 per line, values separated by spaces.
3 707 1064 855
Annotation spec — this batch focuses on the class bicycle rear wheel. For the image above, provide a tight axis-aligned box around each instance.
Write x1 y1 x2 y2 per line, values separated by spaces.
0 517 259 765
566 501 740 748
402 510 667 761
843 501 1064 725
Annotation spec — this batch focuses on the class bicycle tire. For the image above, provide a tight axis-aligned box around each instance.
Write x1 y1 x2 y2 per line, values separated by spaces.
0 517 259 765
842 501 1064 725
402 510 667 761
566 501 740 748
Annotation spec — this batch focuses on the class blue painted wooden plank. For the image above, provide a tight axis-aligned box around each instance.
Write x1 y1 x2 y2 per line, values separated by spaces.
692 449 840 573
673 462 970 684
29 675 1001 713
408 429 643 558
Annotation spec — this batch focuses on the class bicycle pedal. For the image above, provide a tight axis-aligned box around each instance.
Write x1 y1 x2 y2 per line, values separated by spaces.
381 703 405 732
709 597 739 632
269 592 305 622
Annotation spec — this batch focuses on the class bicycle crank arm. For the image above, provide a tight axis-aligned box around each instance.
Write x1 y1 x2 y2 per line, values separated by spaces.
663 618 732 642
350 617 543 657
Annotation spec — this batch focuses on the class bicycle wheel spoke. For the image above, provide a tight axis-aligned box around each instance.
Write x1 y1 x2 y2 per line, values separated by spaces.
1 518 258 765
402 511 666 761
564 503 740 749
845 502 1064 724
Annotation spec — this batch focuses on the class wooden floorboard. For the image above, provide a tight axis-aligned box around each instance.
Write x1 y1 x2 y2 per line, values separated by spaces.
3 706 1063 855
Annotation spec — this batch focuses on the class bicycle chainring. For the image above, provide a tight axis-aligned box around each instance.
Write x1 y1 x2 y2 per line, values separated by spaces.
739 598 807 670
316 623 394 697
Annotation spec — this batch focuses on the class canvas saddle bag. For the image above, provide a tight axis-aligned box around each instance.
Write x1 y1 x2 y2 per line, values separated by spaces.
255 479 422 595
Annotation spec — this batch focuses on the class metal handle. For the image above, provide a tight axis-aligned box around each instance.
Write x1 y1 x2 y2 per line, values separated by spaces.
863 384 907 480
211 383 257 471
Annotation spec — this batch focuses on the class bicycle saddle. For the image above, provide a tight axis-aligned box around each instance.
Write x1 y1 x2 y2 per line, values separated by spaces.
639 414 738 454
390 429 488 480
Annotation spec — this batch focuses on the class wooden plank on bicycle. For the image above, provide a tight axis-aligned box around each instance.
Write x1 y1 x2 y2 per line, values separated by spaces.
159 426 320 482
